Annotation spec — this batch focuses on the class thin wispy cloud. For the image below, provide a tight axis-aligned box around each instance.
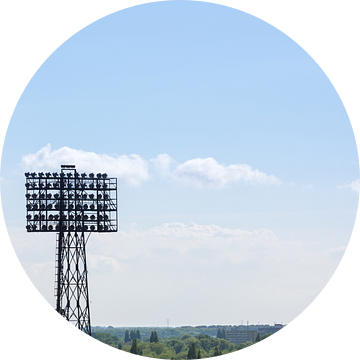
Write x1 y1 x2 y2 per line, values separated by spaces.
339 179 360 193
90 222 286 267
8 222 289 269
21 145 282 189
11 221 341 325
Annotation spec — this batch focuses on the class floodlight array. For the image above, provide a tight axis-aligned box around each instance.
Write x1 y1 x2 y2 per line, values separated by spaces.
25 170 117 232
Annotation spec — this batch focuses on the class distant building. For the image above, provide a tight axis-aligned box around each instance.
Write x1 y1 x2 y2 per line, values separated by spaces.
257 324 284 336
226 329 258 344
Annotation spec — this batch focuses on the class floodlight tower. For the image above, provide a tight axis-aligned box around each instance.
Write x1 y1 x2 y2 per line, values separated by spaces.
25 165 118 335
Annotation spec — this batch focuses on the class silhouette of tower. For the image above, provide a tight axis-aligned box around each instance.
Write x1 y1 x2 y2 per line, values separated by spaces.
25 165 117 335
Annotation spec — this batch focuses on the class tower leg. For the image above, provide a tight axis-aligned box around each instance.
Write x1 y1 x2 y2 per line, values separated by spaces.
55 231 91 335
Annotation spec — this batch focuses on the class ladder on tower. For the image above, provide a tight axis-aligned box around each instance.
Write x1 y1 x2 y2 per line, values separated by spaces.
54 233 59 297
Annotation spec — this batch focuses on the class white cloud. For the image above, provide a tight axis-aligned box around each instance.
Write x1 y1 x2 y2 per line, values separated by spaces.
21 146 282 189
87 252 120 273
150 153 175 176
21 144 149 186
341 179 360 193
151 154 282 188
26 261 54 277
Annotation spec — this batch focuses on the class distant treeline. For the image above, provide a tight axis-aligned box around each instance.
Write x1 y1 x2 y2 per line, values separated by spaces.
92 324 269 340
92 327 273 359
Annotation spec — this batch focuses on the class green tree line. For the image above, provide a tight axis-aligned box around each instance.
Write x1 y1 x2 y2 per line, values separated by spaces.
92 324 261 340
93 331 273 359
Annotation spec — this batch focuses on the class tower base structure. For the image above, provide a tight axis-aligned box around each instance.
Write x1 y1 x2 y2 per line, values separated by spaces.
55 231 91 335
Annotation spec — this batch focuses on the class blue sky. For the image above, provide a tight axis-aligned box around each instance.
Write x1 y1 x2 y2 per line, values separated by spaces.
1 1 358 326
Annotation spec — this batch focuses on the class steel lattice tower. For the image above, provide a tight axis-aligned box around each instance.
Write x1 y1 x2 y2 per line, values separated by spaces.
25 165 118 335
55 231 91 333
